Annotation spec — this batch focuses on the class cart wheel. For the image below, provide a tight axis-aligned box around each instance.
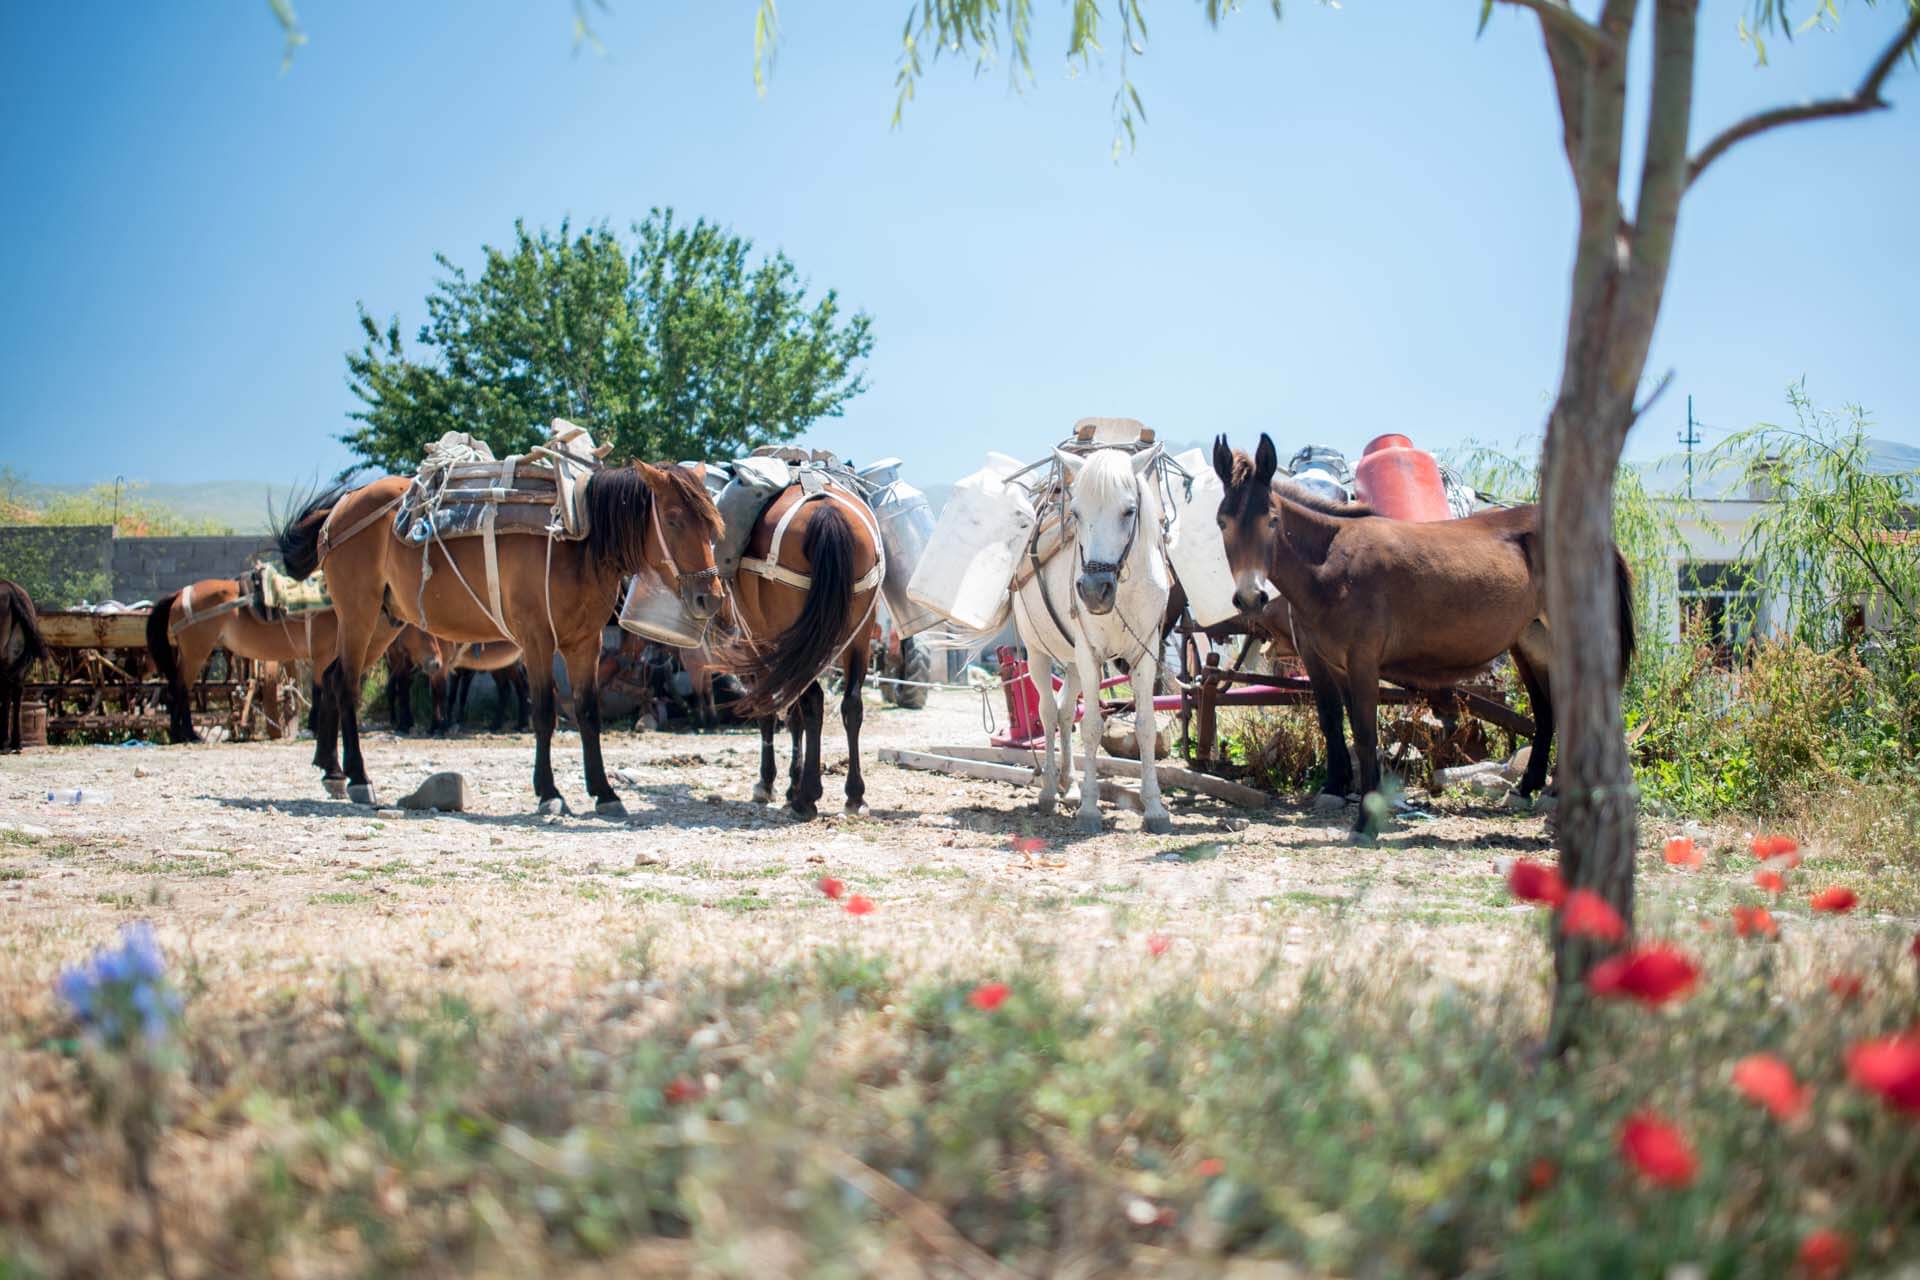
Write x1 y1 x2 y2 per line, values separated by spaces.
895 636 931 710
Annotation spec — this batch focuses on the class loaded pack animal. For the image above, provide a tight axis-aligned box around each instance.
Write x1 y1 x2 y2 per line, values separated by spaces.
1211 434 1635 830
1010 443 1175 834
276 431 724 814
1 578 49 752
718 468 887 819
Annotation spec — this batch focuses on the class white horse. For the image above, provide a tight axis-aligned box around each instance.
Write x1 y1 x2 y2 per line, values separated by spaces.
1010 446 1173 835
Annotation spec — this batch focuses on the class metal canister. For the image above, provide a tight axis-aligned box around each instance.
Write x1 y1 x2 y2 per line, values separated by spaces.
857 459 942 637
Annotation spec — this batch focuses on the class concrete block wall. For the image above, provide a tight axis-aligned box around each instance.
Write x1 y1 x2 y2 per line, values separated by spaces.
112 535 273 604
0 525 116 607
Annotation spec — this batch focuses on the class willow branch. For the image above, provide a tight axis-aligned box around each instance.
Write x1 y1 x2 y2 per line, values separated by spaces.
1497 0 1612 52
1688 6 1920 190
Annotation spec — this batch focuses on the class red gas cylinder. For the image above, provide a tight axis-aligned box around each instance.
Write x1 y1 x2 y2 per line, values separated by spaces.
1353 434 1453 522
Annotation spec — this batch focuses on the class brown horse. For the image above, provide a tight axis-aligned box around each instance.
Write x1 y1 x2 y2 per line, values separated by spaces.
385 625 452 735
724 480 886 819
1 578 49 752
448 641 531 733
277 463 723 814
1213 434 1634 828
146 578 344 754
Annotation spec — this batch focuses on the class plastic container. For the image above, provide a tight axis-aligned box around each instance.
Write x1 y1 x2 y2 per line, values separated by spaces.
856 459 942 638
47 788 113 805
1353 434 1453 522
906 452 1034 632
1287 445 1353 505
617 567 704 647
1165 448 1242 626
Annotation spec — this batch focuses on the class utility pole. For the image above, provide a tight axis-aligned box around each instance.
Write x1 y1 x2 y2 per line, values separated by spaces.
1677 396 1701 500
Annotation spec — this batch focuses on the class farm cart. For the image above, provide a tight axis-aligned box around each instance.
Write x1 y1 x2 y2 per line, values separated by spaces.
27 608 303 743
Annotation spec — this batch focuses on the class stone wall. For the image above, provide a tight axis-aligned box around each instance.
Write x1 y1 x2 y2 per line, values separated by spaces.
111 535 274 604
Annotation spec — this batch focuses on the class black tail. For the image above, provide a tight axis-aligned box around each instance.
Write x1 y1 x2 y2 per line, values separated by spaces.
1614 548 1637 680
6 583 48 664
735 504 857 718
273 480 355 580
145 589 191 738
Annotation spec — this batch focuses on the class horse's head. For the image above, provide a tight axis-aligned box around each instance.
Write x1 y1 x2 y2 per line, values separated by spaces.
1055 445 1161 617
1211 433 1281 614
639 463 727 621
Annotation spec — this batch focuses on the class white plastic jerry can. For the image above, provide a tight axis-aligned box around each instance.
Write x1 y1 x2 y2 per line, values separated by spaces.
1166 447 1241 627
906 451 1035 632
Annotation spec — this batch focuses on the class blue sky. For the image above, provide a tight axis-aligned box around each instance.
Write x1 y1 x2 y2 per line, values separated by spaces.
0 2 1914 491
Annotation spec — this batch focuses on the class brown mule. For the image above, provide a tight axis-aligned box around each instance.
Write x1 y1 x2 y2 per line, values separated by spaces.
1212 434 1634 829
447 641 531 733
146 578 349 761
723 481 885 819
386 625 452 735
1 578 49 752
277 464 723 814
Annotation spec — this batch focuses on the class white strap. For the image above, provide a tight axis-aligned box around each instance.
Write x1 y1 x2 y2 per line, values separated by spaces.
482 506 506 632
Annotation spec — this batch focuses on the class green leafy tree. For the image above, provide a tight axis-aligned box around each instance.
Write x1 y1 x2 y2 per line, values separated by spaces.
343 212 874 472
756 0 1920 1049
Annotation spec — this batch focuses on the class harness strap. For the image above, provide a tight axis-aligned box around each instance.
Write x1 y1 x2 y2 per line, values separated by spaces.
482 505 506 632
169 585 250 639
317 493 403 562
738 483 886 594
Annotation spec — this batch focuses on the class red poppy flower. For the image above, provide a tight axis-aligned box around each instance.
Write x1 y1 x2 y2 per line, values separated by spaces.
816 876 846 900
1911 931 1920 961
1846 1035 1920 1113
1754 870 1787 894
1828 974 1865 1001
662 1076 704 1105
1749 834 1801 864
1561 889 1627 941
1194 1157 1225 1178
968 981 1011 1012
1508 858 1567 908
1588 945 1700 1005
1731 1053 1809 1120
1146 933 1172 957
1731 905 1778 939
1617 1111 1697 1187
1797 1229 1851 1279
1663 837 1702 868
1810 886 1858 914
1012 835 1048 855
1526 1158 1557 1193
843 894 875 916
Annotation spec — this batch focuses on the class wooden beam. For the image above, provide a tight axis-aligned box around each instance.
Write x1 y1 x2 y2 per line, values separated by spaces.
919 745 1271 809
878 748 1145 812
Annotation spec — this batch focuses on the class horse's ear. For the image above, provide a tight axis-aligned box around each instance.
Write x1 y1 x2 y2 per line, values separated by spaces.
1130 444 1162 476
1053 448 1085 479
1212 435 1234 486
1254 434 1279 486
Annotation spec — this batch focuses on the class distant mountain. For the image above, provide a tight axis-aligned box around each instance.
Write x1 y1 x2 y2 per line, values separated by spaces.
5 478 286 533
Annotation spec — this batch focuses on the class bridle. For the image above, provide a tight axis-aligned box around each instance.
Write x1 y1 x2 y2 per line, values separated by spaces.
644 485 720 604
1074 473 1144 583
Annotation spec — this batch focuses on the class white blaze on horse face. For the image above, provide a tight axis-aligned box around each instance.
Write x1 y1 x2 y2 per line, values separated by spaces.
1234 568 1279 611
1068 450 1143 572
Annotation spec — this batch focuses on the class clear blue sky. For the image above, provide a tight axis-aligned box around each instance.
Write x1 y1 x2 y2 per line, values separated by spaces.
1 2 1914 490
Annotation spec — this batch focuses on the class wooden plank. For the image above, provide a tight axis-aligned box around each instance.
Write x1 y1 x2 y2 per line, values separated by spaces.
921 744 1271 809
39 610 150 651
879 748 1144 812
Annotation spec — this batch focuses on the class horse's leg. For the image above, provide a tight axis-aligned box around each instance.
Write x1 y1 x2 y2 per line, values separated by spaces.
786 702 807 810
1032 658 1062 815
750 715 778 804
1346 657 1384 834
1134 650 1172 834
1072 643 1105 835
563 633 623 817
334 616 395 806
429 666 450 735
171 627 216 744
841 643 869 816
1301 651 1353 805
311 677 346 795
798 680 826 819
523 638 566 814
511 668 531 732
1511 641 1555 800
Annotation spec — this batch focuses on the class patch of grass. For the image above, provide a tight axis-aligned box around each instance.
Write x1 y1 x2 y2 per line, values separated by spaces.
307 891 367 906
899 864 969 881
0 867 30 881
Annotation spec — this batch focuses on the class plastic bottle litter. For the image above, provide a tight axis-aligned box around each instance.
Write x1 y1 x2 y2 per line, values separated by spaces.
46 788 113 805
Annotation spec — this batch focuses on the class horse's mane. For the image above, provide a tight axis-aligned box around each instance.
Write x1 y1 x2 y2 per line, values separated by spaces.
1073 449 1150 511
272 479 359 579
648 462 725 540
587 463 723 576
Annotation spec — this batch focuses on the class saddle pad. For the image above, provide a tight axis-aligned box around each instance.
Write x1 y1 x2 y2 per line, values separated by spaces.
713 457 793 581
256 565 332 616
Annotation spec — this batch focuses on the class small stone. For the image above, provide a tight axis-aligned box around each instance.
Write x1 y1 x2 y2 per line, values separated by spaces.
133 766 151 779
1504 746 1532 781
1310 792 1347 815
375 808 406 819
1222 817 1250 832
398 771 470 813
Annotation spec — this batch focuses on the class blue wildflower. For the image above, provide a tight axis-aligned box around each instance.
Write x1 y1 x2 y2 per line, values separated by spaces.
55 922 181 1049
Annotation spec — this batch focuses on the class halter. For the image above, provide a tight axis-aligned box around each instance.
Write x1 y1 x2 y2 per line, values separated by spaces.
645 483 720 600
1074 473 1144 582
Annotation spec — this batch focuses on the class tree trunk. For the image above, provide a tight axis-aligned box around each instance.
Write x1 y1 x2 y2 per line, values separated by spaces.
1540 393 1639 1055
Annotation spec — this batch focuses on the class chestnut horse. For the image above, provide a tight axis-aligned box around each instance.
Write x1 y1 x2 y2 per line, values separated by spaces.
1 578 49 752
277 463 723 814
725 480 885 819
1213 434 1634 828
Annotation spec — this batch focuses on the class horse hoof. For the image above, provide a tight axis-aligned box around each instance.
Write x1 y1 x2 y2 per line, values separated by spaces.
843 801 870 817
787 804 817 822
1311 792 1347 815
1076 811 1103 835
751 783 774 805
595 799 629 819
1036 795 1056 816
538 797 569 817
321 777 348 800
347 784 378 807
1143 812 1173 835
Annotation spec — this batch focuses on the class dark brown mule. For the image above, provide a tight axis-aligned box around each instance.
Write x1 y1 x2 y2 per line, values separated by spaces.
723 482 885 819
448 641 531 733
1213 434 1634 828
146 578 350 764
385 625 452 735
277 464 723 814
1 578 49 752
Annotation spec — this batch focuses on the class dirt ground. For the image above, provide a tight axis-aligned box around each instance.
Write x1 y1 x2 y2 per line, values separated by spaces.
0 688 1580 1013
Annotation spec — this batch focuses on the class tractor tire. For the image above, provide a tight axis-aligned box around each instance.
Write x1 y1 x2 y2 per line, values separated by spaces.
895 636 932 709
